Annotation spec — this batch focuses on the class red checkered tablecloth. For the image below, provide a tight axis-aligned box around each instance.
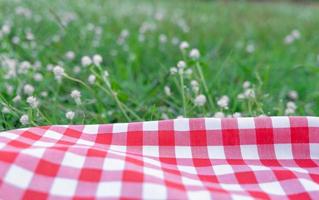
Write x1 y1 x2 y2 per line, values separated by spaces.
0 117 318 199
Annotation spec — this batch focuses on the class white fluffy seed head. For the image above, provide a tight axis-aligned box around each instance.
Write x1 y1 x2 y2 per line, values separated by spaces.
189 48 200 60
284 35 294 44
88 74 96 85
244 88 255 99
246 44 255 53
53 65 64 80
194 94 207 107
287 101 297 110
242 81 251 89
285 107 295 115
170 67 177 75
65 111 75 120
2 106 10 114
23 84 34 96
217 95 230 109
179 41 189 50
233 112 242 118
288 90 298 100
13 95 21 103
214 112 225 118
291 29 300 39
26 96 39 108
70 90 81 99
93 54 103 65
177 60 186 69
65 51 75 60
164 86 171 96
81 56 92 66
33 73 43 82
20 114 29 125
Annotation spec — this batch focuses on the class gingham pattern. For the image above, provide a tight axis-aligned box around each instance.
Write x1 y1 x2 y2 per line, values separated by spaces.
0 117 318 199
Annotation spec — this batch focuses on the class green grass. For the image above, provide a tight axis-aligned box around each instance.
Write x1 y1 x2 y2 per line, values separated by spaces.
1 0 319 130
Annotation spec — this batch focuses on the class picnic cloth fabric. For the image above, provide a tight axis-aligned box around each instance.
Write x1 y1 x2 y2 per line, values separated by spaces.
0 116 318 199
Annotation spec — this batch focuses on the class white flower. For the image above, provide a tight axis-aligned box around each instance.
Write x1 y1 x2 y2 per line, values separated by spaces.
19 61 31 74
191 80 199 93
159 34 167 43
81 56 92 66
287 101 297 110
179 41 189 50
244 88 255 99
46 64 54 71
237 93 245 100
103 70 109 79
41 91 48 97
164 86 171 96
20 114 29 125
194 94 206 106
170 67 177 75
33 73 43 82
53 65 64 81
13 95 21 103
2 24 11 34
88 74 96 85
26 96 39 108
71 90 81 99
191 80 198 87
71 90 81 104
177 60 186 69
284 35 294 44
2 106 10 114
291 29 300 39
246 44 255 53
288 90 298 100
243 81 251 89
284 101 297 115
214 112 225 118
189 48 200 60
93 54 103 65
73 66 81 74
23 84 34 96
285 108 295 115
217 95 230 109
12 36 20 44
65 51 75 60
185 68 193 75
233 112 242 118
65 111 75 120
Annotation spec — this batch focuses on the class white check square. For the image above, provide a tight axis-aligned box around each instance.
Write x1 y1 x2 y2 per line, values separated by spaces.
143 121 158 131
97 182 121 197
112 123 128 133
4 165 33 189
62 152 85 168
143 146 159 157
271 117 290 128
205 118 221 130
240 145 259 159
174 118 189 131
237 117 255 129
51 177 77 196
143 183 167 199
82 125 99 134
208 146 226 159
103 158 125 171
175 146 192 158
274 144 293 159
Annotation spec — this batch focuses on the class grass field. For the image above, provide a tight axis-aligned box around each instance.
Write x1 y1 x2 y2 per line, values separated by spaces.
1 0 319 130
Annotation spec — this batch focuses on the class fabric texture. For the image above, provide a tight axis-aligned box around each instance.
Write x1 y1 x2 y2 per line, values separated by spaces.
0 116 318 199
